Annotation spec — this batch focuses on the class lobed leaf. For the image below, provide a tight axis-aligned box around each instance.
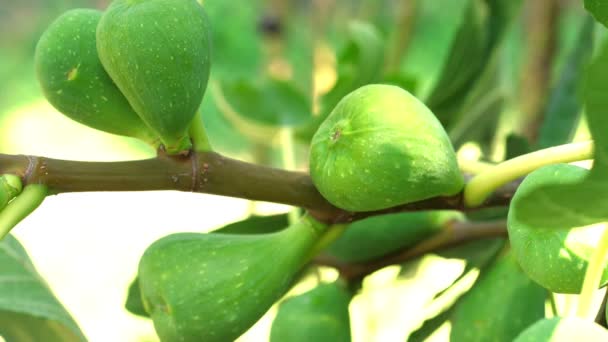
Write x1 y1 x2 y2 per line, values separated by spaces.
0 235 85 341
537 17 595 149
449 252 547 341
510 38 608 230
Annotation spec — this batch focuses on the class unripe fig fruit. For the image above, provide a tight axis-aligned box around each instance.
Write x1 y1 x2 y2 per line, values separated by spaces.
508 164 608 293
309 84 463 212
514 317 608 341
326 210 464 263
35 9 158 144
97 0 212 153
450 252 546 342
270 281 352 342
138 214 327 342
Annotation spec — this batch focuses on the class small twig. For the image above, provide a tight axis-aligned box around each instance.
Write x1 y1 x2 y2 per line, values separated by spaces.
313 220 508 280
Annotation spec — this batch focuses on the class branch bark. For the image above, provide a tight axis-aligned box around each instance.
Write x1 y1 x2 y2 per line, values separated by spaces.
0 151 515 223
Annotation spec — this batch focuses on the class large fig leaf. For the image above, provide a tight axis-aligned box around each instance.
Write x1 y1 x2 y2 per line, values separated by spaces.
425 0 487 116
407 238 505 341
510 38 608 230
0 235 85 341
537 17 595 149
204 1 262 80
449 252 546 341
426 0 522 128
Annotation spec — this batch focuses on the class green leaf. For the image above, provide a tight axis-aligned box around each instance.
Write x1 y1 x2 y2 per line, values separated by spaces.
296 21 385 143
449 252 547 341
221 78 311 127
320 20 385 111
446 49 504 148
407 238 506 341
0 234 85 341
585 0 608 28
204 1 262 80
200 88 252 155
584 39 608 174
505 133 532 159
340 21 386 89
381 72 418 93
325 211 464 263
510 164 607 230
510 38 608 230
427 0 522 128
425 0 488 117
434 238 506 296
212 214 288 235
407 307 451 342
537 17 595 149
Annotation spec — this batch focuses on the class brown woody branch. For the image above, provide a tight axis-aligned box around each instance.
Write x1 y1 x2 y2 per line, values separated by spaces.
313 220 508 281
0 151 515 224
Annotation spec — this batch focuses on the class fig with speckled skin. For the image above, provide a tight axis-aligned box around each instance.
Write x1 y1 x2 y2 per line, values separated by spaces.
97 0 211 153
309 84 463 212
508 164 608 293
35 9 158 144
138 214 327 342
270 281 352 342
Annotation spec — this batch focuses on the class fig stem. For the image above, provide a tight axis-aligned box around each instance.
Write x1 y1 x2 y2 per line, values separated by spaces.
305 223 347 263
0 184 47 241
464 140 593 207
577 222 608 320
279 127 300 225
188 110 212 152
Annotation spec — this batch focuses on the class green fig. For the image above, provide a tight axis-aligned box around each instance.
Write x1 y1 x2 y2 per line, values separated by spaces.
514 317 608 341
138 214 327 342
508 164 608 293
270 281 352 342
97 0 212 153
35 9 158 144
450 252 547 342
0 175 22 211
326 210 464 263
309 84 463 212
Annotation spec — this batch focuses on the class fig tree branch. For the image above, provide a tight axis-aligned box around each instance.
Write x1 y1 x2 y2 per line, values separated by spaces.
313 220 508 281
0 151 515 223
